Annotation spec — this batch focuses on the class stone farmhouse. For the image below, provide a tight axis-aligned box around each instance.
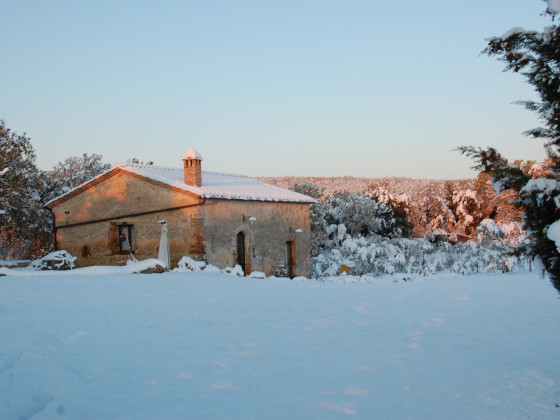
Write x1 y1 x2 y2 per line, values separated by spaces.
46 149 316 277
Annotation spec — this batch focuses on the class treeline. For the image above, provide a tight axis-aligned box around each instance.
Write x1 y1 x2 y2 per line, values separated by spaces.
263 172 524 241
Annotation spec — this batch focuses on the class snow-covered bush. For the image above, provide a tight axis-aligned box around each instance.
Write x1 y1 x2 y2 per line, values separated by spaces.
109 259 166 274
174 256 207 272
223 265 244 276
312 231 528 278
29 250 76 271
288 180 528 277
288 182 528 279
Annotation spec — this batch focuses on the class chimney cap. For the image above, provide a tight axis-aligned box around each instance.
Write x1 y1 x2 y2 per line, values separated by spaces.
183 148 203 161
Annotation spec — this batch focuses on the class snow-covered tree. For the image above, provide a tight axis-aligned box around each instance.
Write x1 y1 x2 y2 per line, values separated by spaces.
0 120 52 259
290 186 411 255
290 182 328 255
474 172 519 222
324 193 404 241
364 184 412 238
127 158 153 165
48 153 110 200
425 197 456 233
451 189 481 237
460 2 560 287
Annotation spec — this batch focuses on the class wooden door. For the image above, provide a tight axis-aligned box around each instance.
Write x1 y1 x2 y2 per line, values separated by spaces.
286 241 295 278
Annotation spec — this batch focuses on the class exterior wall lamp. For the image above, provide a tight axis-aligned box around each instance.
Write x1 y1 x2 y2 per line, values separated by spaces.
243 215 257 224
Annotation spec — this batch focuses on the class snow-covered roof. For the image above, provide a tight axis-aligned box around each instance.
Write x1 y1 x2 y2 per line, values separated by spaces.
47 162 317 205
119 163 316 203
183 148 203 161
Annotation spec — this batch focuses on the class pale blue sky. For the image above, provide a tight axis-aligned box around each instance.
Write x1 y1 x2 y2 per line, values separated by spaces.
0 0 552 179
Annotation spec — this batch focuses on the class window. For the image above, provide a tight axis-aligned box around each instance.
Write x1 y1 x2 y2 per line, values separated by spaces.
119 224 134 253
81 245 91 257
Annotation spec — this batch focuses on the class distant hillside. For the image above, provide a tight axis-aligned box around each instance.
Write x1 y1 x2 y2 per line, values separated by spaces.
258 176 474 199
259 175 521 239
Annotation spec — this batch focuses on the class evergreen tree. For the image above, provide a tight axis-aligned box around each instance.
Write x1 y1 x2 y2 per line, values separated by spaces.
474 172 496 220
474 171 523 225
459 3 560 288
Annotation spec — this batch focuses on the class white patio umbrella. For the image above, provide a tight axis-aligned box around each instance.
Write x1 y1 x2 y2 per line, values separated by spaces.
157 222 170 269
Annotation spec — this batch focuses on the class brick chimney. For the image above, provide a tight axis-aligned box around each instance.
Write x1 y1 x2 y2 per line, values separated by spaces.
182 148 203 187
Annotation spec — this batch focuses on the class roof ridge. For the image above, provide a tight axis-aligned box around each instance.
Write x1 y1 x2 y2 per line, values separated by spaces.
202 170 250 179
47 162 317 206
118 163 252 179
117 162 177 171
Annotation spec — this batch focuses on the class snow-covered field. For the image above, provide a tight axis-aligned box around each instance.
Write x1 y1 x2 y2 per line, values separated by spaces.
1 267 559 419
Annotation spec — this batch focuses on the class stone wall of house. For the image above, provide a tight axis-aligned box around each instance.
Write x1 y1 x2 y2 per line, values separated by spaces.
51 171 204 267
50 170 313 275
202 200 312 277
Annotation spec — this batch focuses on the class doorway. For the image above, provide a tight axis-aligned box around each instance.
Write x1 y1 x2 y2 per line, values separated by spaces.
285 241 295 278
236 232 246 273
